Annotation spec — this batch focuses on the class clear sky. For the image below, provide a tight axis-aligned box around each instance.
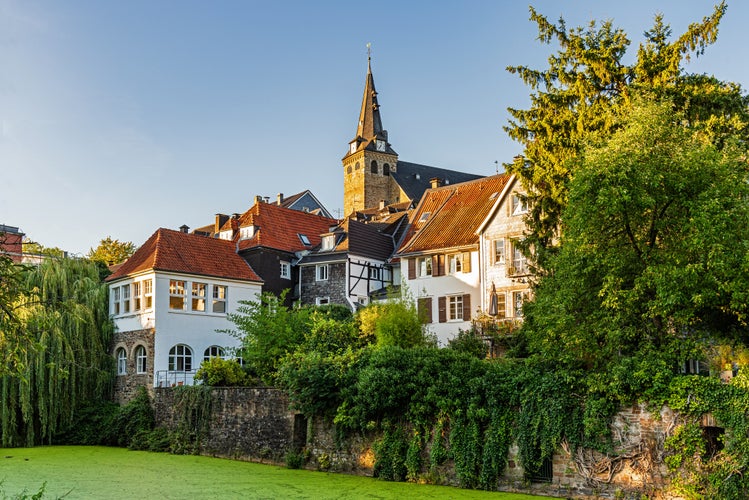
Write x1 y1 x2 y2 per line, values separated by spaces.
2 0 747 255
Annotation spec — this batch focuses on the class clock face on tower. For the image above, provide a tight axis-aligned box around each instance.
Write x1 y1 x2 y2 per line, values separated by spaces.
376 140 386 152
350 143 357 154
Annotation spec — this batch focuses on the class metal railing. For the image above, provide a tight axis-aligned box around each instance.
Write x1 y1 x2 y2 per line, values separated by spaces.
155 370 198 388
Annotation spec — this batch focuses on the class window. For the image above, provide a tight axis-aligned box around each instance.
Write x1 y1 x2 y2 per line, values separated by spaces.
316 264 329 281
212 285 227 313
204 346 225 362
347 165 352 174
448 295 464 321
448 254 463 274
321 234 335 251
493 239 505 264
355 162 360 170
239 226 254 240
121 284 131 313
192 282 206 312
513 291 528 318
143 279 153 309
116 348 127 375
495 292 507 319
369 266 381 280
112 287 121 315
280 261 291 279
383 163 390 176
370 160 378 174
168 344 193 371
418 212 431 223
417 257 432 277
169 280 186 310
135 345 147 374
298 233 311 246
316 297 330 306
511 194 527 215
511 245 528 275
219 230 233 240
132 281 142 311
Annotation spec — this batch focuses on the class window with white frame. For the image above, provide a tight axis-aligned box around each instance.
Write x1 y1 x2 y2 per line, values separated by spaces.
417 257 432 277
203 346 225 362
135 345 147 374
448 254 463 274
132 281 142 311
493 239 505 264
316 264 329 281
143 279 153 309
321 234 335 251
112 287 121 315
169 280 186 310
192 282 206 312
212 285 227 313
116 347 127 375
512 244 528 275
219 230 233 240
514 291 528 318
316 297 330 306
239 226 254 240
298 233 311 246
448 295 464 321
121 284 131 313
369 266 381 280
280 261 291 279
168 344 193 371
511 194 527 215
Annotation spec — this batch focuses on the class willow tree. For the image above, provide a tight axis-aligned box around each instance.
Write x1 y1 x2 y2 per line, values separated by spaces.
505 2 748 270
1 258 114 447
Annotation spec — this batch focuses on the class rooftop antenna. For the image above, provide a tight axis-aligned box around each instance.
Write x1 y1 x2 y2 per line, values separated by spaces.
494 160 499 174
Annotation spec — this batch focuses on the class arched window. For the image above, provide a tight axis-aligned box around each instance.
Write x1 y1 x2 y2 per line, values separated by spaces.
169 344 193 372
371 160 378 174
383 163 390 176
135 345 147 374
116 348 127 375
347 165 352 174
355 162 360 170
204 346 225 362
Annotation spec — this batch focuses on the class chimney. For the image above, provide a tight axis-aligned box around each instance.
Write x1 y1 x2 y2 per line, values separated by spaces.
264 196 270 204
430 177 442 189
179 224 189 233
379 200 386 210
277 193 283 205
254 195 263 204
215 214 229 234
230 213 240 232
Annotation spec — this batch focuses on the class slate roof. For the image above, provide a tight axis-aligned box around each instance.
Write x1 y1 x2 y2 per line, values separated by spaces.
299 217 398 266
105 228 262 283
391 161 484 204
221 202 338 254
397 174 512 255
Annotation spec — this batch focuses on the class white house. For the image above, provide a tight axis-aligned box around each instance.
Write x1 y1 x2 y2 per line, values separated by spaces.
396 174 512 345
105 228 263 403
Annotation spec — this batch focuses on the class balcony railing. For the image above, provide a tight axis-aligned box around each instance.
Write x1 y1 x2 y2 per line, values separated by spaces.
155 370 198 388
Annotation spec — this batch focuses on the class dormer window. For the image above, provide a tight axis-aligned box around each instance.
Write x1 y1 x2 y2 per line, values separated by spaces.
219 230 233 240
298 234 311 246
418 212 431 223
321 234 336 251
239 226 255 240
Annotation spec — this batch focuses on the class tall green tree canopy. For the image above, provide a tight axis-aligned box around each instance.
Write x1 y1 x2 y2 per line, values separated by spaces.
505 2 749 268
521 98 749 374
87 236 137 266
1 258 113 446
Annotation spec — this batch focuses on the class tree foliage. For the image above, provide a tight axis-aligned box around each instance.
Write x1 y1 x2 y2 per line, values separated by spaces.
1 257 114 447
86 236 137 266
505 2 749 268
521 97 749 376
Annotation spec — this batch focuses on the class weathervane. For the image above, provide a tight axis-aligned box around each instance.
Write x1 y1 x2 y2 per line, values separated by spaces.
367 42 372 61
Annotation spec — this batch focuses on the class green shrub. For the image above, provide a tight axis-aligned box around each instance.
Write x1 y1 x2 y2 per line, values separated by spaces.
285 450 305 469
447 329 487 359
195 357 249 386
110 387 155 448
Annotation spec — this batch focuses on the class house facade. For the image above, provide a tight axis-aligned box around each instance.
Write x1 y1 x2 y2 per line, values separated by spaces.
396 174 512 345
106 228 263 404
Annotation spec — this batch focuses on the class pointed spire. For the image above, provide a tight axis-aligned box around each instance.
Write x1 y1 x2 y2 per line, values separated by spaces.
356 48 384 140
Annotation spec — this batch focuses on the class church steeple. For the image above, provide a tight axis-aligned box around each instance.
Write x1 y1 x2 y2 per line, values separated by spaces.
342 49 399 216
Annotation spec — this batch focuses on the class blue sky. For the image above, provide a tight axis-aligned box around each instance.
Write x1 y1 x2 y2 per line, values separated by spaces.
2 0 747 255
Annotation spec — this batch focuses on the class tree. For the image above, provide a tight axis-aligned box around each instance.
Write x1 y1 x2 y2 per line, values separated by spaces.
22 239 66 258
1 257 114 446
87 236 136 266
505 2 748 270
521 98 749 377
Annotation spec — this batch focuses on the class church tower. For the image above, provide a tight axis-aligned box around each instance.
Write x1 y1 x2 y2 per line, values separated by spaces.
342 54 399 216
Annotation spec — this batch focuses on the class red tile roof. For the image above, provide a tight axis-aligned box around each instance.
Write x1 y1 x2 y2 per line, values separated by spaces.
222 202 338 254
398 174 512 255
105 228 262 283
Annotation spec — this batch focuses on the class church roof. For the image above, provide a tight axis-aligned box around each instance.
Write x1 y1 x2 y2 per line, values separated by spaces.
105 228 262 283
392 161 484 204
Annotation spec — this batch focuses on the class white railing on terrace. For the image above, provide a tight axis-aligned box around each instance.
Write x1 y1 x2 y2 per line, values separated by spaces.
156 370 198 388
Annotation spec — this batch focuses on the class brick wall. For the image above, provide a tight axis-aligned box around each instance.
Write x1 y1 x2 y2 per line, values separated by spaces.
300 262 348 307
